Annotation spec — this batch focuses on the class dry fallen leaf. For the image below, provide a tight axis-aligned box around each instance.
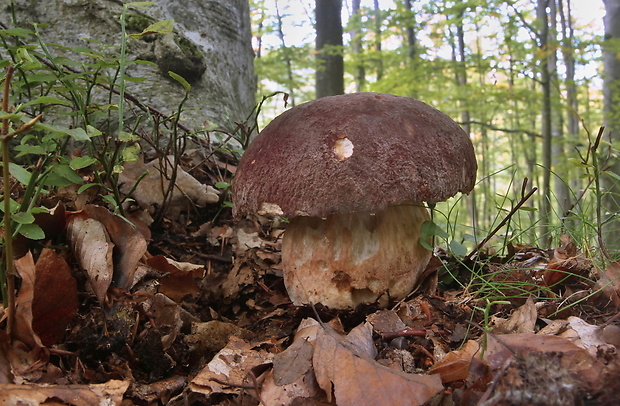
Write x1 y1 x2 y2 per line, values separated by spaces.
593 262 620 307
67 214 114 305
190 336 273 397
13 253 44 351
31 248 79 347
119 156 220 221
429 339 480 383
312 323 443 406
0 379 129 405
491 296 537 334
85 205 148 290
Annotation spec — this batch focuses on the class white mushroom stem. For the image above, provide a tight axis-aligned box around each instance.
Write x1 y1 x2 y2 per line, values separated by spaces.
281 202 432 308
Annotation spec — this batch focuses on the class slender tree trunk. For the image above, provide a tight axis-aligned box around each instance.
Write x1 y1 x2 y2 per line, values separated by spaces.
602 0 620 252
275 0 296 106
537 0 553 247
559 0 579 228
315 0 344 98
404 0 416 62
373 0 383 80
350 0 365 92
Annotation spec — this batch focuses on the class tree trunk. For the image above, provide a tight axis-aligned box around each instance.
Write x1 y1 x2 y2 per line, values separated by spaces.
275 0 296 106
315 0 344 98
602 0 620 252
350 0 366 92
373 0 383 80
558 0 579 229
8 0 256 132
537 0 553 247
404 0 416 62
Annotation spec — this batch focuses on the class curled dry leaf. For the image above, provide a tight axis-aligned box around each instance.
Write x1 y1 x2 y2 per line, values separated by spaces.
312 323 443 406
13 253 44 351
85 205 148 290
147 255 204 302
0 379 129 406
67 214 114 305
490 296 537 334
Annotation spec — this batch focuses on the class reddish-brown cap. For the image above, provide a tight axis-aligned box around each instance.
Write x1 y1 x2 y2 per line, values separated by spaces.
232 92 477 218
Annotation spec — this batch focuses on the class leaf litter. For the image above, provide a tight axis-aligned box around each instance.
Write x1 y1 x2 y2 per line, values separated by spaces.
1 155 620 405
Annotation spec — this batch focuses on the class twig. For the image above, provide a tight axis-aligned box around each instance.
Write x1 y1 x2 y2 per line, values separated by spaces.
465 179 538 262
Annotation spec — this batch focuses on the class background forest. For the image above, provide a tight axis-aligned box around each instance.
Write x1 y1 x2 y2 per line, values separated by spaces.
251 0 619 261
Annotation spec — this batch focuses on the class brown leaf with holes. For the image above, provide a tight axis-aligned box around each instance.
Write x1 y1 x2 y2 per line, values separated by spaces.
190 336 273 397
67 213 114 305
312 323 443 406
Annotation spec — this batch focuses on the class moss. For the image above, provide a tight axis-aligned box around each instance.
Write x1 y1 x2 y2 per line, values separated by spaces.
125 13 154 34
176 36 204 60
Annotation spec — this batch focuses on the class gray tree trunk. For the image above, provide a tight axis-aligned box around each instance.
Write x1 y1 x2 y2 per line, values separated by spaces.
315 0 344 98
6 0 256 133
603 0 620 253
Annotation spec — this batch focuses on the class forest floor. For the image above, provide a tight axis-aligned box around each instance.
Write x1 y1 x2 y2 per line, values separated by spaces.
1 150 620 406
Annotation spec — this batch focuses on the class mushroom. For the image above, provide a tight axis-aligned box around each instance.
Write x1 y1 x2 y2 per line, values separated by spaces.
232 92 477 309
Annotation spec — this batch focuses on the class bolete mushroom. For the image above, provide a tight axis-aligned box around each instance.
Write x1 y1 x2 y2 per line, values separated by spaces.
232 92 476 309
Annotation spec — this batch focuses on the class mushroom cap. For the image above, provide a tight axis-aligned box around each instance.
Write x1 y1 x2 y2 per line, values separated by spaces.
232 92 477 219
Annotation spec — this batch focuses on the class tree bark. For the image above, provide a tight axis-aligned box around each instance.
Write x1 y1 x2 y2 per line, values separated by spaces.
315 0 344 98
537 0 553 247
350 0 366 92
373 0 384 80
602 0 620 252
404 0 416 62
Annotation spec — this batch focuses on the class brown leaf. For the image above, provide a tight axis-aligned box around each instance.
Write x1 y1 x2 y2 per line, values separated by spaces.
147 255 204 302
312 323 443 406
429 340 480 383
85 205 148 290
67 214 114 305
593 262 620 307
0 380 129 405
367 309 407 336
31 248 78 346
490 296 537 334
14 253 44 350
483 333 596 373
190 336 274 396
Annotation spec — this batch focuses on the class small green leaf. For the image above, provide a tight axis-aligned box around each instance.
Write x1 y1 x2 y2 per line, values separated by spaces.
17 223 45 240
118 131 139 142
64 127 91 141
222 201 234 208
77 183 99 194
70 156 97 170
86 125 103 137
22 96 72 107
12 211 35 225
126 2 155 9
215 181 231 189
420 220 449 240
449 240 468 257
129 19 174 38
419 238 432 251
8 163 32 185
48 164 83 185
122 143 141 162
169 71 191 92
